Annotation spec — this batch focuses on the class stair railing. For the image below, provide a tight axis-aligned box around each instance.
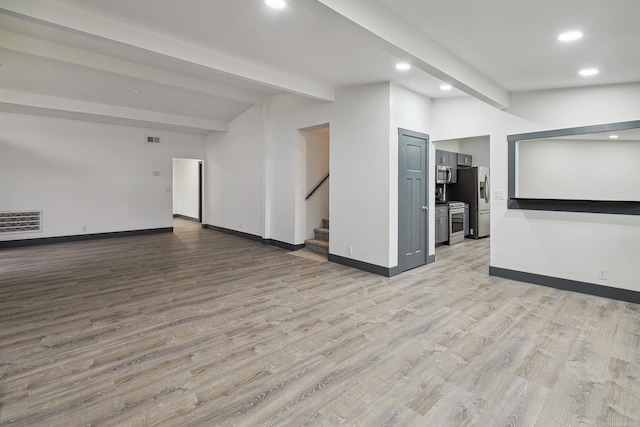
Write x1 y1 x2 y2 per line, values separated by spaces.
305 173 329 200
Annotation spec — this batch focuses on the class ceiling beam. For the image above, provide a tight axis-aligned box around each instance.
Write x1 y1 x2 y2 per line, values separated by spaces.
0 30 270 106
307 0 510 109
0 89 229 133
0 0 335 102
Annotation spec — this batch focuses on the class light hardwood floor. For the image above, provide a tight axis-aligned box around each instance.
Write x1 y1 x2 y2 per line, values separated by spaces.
1 219 639 426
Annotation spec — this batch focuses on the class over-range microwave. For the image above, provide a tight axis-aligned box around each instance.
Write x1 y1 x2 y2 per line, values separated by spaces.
436 165 453 184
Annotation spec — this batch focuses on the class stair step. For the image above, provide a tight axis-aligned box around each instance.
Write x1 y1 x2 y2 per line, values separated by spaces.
322 218 329 229
314 227 329 242
304 239 329 256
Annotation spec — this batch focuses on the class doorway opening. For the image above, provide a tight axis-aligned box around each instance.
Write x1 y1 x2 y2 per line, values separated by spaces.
433 135 491 259
296 124 330 257
172 158 204 224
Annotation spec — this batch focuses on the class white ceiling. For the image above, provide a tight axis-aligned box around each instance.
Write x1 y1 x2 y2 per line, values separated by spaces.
1 0 638 134
380 0 640 92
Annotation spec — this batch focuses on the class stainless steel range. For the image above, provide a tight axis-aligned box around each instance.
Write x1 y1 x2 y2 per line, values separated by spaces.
448 201 465 245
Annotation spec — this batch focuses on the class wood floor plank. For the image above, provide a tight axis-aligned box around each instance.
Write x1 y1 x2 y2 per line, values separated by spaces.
1 219 639 426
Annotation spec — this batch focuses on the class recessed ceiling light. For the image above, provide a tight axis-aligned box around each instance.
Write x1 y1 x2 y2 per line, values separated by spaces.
579 68 599 77
129 88 141 94
440 84 452 91
609 135 619 139
265 0 286 8
396 62 411 71
558 31 583 42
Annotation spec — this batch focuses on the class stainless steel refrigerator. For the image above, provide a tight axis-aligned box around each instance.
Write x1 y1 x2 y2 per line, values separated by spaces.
449 166 490 238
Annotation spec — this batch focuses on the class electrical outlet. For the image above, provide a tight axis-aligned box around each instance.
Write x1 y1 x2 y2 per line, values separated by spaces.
82 225 87 232
347 246 353 255
597 269 608 280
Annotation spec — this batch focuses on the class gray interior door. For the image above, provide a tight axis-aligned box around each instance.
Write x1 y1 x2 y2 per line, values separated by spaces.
398 128 429 272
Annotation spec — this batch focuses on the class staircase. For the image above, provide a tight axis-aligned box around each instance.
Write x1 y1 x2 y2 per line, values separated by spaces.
304 218 329 256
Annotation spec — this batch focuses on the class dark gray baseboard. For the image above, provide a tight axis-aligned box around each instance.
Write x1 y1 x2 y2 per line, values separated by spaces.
202 224 263 242
328 253 400 277
202 224 305 251
263 239 305 251
489 266 640 305
173 214 200 222
329 254 436 278
0 227 173 248
201 224 435 277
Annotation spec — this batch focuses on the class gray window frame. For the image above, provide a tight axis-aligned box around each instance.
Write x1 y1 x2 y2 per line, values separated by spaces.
507 120 640 215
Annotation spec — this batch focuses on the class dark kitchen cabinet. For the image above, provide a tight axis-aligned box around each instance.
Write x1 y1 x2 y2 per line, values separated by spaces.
457 153 472 167
435 149 457 183
435 149 449 166
435 205 448 244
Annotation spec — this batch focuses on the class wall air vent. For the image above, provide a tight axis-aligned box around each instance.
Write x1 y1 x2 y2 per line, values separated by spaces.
0 211 42 233
147 136 160 143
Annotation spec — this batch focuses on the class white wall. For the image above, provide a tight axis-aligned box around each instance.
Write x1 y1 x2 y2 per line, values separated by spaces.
266 95 334 244
330 83 392 266
460 136 490 167
0 113 206 240
517 138 640 201
267 84 402 267
434 136 490 167
434 139 460 152
267 83 431 269
431 83 640 292
172 158 201 219
205 105 265 237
